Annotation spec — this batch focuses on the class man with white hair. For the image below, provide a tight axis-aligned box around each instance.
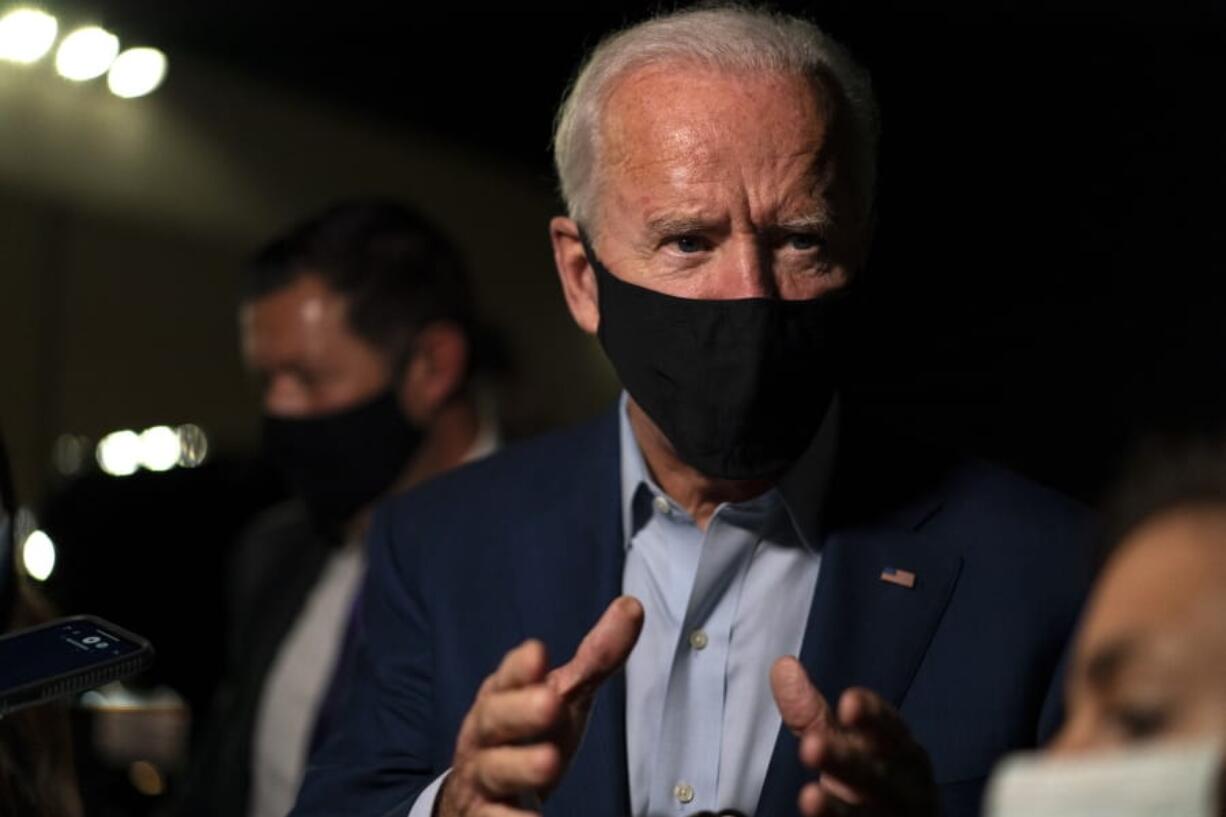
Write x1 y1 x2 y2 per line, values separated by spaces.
291 7 1093 817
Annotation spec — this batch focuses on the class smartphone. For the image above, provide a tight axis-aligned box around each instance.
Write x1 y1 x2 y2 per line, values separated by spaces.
0 615 154 718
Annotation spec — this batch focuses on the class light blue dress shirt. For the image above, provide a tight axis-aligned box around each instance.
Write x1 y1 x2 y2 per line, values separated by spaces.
409 395 835 817
620 394 831 816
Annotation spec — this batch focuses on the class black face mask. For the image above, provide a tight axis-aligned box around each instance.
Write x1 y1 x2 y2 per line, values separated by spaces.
585 236 842 481
263 389 423 541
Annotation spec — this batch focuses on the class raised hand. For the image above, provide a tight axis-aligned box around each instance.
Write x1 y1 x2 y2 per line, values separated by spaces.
437 596 644 817
771 657 938 817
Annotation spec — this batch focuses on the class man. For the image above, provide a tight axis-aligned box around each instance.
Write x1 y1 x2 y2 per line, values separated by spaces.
292 9 1092 817
179 201 499 817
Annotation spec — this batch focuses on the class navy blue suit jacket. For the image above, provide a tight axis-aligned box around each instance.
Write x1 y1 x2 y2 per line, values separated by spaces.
291 405 1094 817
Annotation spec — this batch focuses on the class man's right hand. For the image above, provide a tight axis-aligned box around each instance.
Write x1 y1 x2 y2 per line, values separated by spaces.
437 596 644 817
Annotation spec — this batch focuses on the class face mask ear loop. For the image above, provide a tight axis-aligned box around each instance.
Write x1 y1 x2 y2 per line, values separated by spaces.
576 226 609 280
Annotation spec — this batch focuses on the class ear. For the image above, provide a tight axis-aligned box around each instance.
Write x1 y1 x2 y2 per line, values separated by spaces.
549 216 600 335
396 321 470 424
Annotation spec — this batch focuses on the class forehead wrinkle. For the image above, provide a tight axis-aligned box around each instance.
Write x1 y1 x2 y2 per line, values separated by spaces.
622 133 832 222
741 151 835 230
606 122 726 193
601 63 827 171
596 63 849 248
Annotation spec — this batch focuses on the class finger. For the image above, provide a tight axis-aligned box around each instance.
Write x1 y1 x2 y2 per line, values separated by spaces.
460 641 552 753
800 729 884 795
487 640 550 695
837 687 911 746
548 596 644 701
802 727 936 814
470 804 540 817
471 743 561 799
838 688 933 784
475 686 563 746
770 656 832 736
799 781 855 817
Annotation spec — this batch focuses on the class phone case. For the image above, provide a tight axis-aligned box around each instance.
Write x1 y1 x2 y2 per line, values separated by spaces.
0 614 155 719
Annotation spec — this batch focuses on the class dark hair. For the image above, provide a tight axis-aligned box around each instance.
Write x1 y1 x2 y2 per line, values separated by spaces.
1103 435 1226 557
243 199 502 377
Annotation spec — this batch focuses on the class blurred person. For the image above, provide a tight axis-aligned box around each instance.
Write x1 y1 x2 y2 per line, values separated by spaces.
293 8 1094 817
0 432 84 817
1056 438 1226 752
987 437 1226 816
178 201 500 817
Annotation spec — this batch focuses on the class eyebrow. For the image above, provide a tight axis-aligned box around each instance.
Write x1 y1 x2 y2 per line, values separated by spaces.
774 212 835 233
643 214 726 238
1084 637 1137 689
643 210 835 239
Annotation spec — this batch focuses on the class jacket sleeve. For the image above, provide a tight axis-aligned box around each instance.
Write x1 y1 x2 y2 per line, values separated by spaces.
290 501 440 816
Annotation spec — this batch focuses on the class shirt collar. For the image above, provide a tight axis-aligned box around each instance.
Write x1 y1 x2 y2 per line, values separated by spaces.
462 386 502 464
617 391 838 552
462 421 500 465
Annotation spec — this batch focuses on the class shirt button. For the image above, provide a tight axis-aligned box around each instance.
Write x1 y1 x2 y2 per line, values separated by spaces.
674 782 695 804
688 629 708 651
652 495 671 515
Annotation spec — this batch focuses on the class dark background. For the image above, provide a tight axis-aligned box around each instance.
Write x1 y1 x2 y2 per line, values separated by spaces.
3 2 1224 811
87 0 1225 498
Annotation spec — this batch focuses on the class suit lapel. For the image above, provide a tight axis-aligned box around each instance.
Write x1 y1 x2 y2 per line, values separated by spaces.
510 407 630 817
758 420 964 815
801 524 963 710
510 404 966 816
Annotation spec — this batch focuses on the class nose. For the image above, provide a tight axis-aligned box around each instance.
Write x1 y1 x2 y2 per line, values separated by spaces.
718 236 775 299
1045 717 1099 757
263 372 311 418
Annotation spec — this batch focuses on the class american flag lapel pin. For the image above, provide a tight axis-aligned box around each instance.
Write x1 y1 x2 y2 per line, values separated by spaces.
880 566 917 589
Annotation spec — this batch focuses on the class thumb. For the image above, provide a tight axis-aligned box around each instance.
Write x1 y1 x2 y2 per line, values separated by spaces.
549 596 644 702
770 656 831 736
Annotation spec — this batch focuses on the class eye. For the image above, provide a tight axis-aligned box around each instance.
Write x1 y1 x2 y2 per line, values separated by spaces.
784 233 825 251
1108 704 1170 740
294 368 319 389
669 234 710 254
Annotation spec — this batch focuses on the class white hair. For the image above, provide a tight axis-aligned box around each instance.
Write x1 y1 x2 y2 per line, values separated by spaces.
552 5 879 233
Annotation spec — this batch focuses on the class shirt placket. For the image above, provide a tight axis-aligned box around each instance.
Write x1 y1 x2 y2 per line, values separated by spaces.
650 508 761 814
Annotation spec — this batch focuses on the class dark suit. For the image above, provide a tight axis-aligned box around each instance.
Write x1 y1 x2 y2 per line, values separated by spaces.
292 404 1094 817
178 501 332 817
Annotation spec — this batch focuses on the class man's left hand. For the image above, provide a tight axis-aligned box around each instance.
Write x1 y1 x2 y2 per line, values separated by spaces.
771 656 939 817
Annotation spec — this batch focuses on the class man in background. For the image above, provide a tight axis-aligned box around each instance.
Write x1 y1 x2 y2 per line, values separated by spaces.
179 200 500 817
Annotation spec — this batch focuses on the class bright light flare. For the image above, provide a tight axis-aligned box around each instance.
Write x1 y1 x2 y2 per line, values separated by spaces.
97 430 141 476
138 426 180 472
0 8 58 64
107 46 166 98
21 529 56 581
55 25 119 81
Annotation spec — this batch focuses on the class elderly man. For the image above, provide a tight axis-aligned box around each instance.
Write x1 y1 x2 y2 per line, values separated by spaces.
292 9 1092 817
